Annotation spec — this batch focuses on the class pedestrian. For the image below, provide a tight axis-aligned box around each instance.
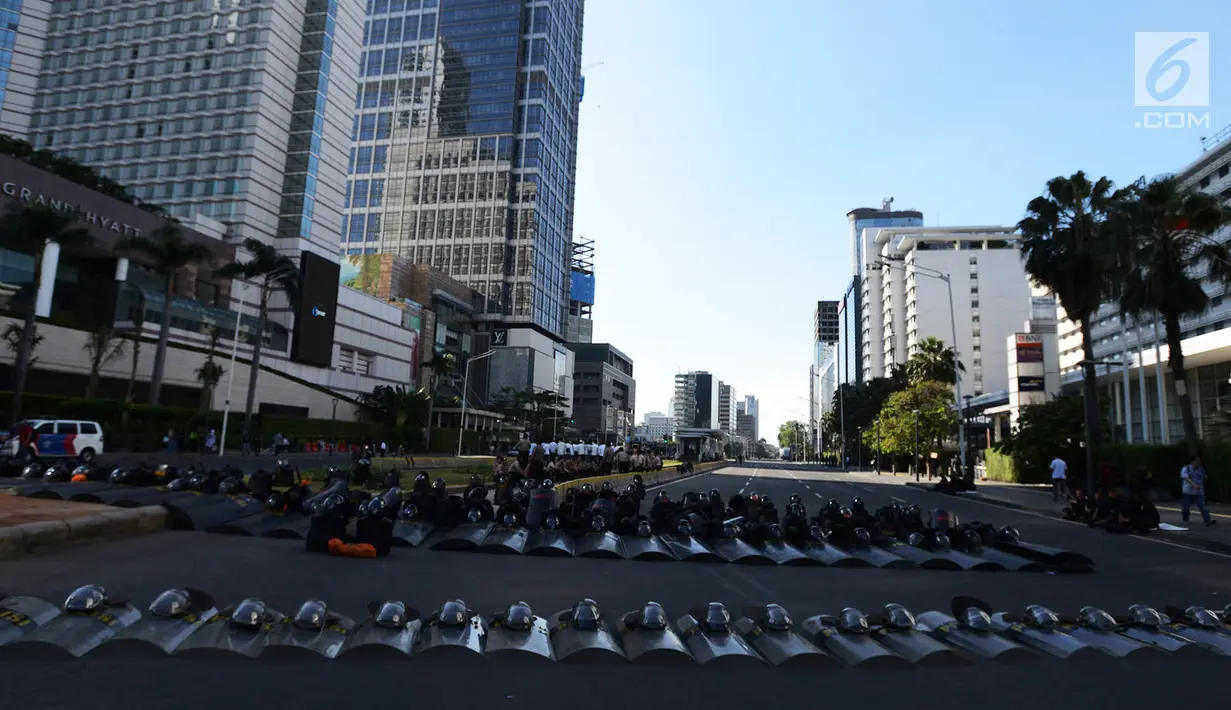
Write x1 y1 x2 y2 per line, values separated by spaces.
380 441 388 457
1181 455 1216 527
164 429 177 455
241 430 252 456
205 429 217 454
1050 454 1068 502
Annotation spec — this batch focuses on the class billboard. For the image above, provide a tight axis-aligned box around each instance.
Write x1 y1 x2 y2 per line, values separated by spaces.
816 300 840 344
570 270 595 304
1016 341 1043 363
290 251 340 368
1018 375 1045 392
339 253 383 295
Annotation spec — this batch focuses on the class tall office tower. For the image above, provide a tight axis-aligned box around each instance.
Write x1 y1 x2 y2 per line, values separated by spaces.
742 394 758 441
673 371 719 432
0 1 50 139
345 0 584 343
566 236 593 343
845 200 924 385
26 1 364 259
717 381 736 437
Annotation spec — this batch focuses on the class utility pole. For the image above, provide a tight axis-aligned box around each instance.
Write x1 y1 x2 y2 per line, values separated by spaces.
913 409 921 482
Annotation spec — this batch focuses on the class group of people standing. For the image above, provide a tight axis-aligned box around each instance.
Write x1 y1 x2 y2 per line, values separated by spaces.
493 437 664 483
1053 454 1215 532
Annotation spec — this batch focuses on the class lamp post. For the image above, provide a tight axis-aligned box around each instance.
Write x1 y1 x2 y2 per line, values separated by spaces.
1079 358 1122 495
963 394 973 480
874 418 881 475
912 409 921 482
856 426 862 471
458 348 499 458
876 258 967 484
218 282 249 456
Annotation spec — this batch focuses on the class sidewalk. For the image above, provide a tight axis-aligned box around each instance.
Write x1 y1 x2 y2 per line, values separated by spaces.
0 495 166 559
907 477 1231 555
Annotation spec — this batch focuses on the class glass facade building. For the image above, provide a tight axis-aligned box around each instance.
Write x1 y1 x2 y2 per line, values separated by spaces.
344 0 584 339
0 0 23 110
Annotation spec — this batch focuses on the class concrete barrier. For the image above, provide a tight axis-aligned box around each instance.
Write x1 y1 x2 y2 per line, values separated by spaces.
0 505 168 560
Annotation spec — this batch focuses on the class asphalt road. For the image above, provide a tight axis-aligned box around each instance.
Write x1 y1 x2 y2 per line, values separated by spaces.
4 464 1230 708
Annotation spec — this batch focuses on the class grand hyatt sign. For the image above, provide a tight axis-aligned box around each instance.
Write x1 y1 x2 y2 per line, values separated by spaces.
2 181 144 237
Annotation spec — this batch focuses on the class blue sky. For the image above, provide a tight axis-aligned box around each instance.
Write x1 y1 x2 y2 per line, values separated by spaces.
571 0 1231 443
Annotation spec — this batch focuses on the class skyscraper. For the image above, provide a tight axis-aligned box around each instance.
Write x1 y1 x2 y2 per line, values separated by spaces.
345 0 584 343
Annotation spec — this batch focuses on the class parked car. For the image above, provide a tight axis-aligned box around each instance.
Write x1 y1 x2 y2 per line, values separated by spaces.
3 419 104 463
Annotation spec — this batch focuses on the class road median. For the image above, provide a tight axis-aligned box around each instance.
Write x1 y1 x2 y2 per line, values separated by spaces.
0 495 167 560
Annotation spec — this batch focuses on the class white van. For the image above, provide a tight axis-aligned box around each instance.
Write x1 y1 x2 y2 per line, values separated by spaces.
4 419 105 462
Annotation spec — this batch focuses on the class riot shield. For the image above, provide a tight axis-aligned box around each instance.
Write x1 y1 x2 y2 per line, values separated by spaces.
835 543 915 569
757 540 813 566
877 542 962 570
161 492 264 531
964 546 1045 572
548 606 625 663
174 602 285 659
914 611 1031 660
525 529 575 557
800 613 907 669
429 521 495 552
573 530 626 559
798 542 867 567
412 615 486 657
676 608 765 666
0 596 62 650
391 520 434 548
214 510 302 538
992 539 1094 571
616 606 693 664
989 611 1099 659
476 525 530 555
1120 623 1202 654
485 609 554 661
1164 624 1231 655
260 513 314 540
339 602 422 659
710 536 773 565
659 533 722 563
525 487 556 529
1061 625 1155 657
733 616 827 667
264 601 356 660
96 590 217 657
8 604 143 658
21 481 114 500
69 486 174 508
620 534 677 561
867 606 962 666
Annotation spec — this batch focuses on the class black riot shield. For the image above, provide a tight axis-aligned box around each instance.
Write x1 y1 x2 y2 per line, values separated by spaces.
834 543 915 569
525 529 575 557
757 540 813 566
19 481 114 500
659 533 722 562
798 542 867 567
0 595 62 650
430 521 495 551
963 546 1044 572
69 486 175 508
879 542 963 570
619 534 677 561
215 510 302 539
6 604 143 658
710 536 773 565
264 602 356 660
391 520 434 548
161 492 264 531
992 539 1094 571
476 525 530 555
525 487 556 529
260 513 314 540
573 530 627 559
340 602 422 659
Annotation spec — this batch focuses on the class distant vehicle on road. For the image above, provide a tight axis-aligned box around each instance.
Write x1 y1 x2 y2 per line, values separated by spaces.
3 419 104 463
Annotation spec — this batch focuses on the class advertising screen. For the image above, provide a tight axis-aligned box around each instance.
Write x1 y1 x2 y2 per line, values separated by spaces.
570 271 595 304
1016 342 1043 363
1018 375 1046 392
290 251 340 368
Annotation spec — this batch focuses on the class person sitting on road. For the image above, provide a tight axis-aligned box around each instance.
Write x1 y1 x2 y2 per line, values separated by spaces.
491 456 508 481
1062 488 1096 524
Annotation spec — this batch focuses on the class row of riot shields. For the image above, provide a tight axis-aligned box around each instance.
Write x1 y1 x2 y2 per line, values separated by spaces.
4 588 1230 663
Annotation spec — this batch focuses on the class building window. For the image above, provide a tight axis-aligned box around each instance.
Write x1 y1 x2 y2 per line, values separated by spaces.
356 352 374 377
339 348 355 373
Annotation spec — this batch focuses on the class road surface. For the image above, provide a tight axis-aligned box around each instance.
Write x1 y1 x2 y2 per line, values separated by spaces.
4 464 1228 708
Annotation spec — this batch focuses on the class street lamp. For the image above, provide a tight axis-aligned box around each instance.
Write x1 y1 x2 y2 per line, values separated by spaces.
963 394 973 481
874 418 881 475
856 426 862 471
876 258 968 485
1079 358 1121 495
912 409 921 482
458 349 499 457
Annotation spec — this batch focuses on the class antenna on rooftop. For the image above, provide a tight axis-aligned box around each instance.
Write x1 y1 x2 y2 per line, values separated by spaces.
881 197 894 211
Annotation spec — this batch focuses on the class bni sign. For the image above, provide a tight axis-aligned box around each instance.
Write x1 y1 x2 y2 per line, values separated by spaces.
1134 32 1210 130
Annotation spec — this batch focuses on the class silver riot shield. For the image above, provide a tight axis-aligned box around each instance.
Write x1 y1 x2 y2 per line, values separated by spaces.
430 521 496 551
835 544 915 569
616 613 693 663
1120 625 1202 654
878 542 962 570
9 604 143 658
412 616 486 657
485 614 554 660
0 596 62 650
96 608 218 657
573 530 627 559
476 525 530 555
676 613 765 665
733 617 827 667
390 520 434 548
1165 624 1231 655
525 488 557 529
965 546 1045 572
914 611 1031 660
659 533 722 562
989 612 1098 659
339 602 422 659
174 608 286 658
870 627 961 665
800 615 907 668
1060 625 1155 657
710 536 773 565
548 609 626 663
620 534 677 561
264 604 356 660
757 540 813 566
525 529 575 557
799 542 867 567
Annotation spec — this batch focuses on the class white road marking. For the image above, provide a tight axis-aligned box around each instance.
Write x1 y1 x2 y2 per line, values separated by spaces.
804 484 811 490
815 493 824 499
738 488 745 495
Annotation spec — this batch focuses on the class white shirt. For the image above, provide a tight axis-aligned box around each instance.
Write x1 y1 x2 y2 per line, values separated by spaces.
598 444 607 457
1050 458 1067 479
588 443 598 456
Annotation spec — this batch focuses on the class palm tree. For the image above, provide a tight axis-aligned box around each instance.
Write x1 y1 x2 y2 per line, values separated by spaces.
214 239 301 441
84 327 126 398
906 336 965 385
1117 175 1231 454
119 224 214 405
195 327 224 415
124 291 145 409
0 205 91 422
1018 171 1128 489
421 352 456 449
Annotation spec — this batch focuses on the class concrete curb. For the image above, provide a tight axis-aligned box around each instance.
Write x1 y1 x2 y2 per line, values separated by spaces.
903 482 1231 556
0 505 168 560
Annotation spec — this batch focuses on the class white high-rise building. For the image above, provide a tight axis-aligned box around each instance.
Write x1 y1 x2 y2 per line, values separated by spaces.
718 381 737 436
640 411 672 440
864 225 1031 396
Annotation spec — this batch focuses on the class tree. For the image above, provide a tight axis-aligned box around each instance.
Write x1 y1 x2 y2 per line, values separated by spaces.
0 204 91 422
996 395 1090 485
195 327 224 415
119 224 215 405
214 239 301 442
421 352 456 450
906 336 964 385
871 381 958 471
84 327 125 398
489 387 569 440
1018 171 1128 489
358 385 431 437
1117 175 1231 455
124 294 146 409
777 420 806 450
821 369 907 457
3 323 43 370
